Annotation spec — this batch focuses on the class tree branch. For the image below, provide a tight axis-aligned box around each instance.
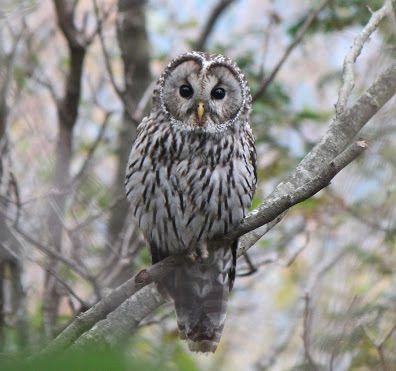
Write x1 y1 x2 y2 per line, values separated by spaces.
71 285 165 349
225 139 368 241
194 0 236 51
71 111 112 185
39 256 183 355
38 136 367 354
302 293 318 370
253 0 330 101
335 3 388 116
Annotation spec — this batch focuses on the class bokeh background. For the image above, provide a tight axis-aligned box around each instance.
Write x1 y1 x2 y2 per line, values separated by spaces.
0 0 395 370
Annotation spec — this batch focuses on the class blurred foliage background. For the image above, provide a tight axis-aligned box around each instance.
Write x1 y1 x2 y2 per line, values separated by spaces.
0 0 395 370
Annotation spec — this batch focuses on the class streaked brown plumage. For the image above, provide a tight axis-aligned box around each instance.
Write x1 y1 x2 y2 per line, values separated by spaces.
125 52 256 352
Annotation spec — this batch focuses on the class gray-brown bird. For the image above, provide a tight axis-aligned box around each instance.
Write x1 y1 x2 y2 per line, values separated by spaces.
125 51 256 352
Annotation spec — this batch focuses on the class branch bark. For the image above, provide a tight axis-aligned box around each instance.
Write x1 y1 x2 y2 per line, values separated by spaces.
335 3 388 115
39 256 182 355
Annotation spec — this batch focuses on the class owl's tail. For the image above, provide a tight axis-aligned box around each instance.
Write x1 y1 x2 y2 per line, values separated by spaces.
159 243 237 353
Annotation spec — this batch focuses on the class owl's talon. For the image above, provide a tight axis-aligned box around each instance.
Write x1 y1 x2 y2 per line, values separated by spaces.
186 250 198 263
200 243 209 260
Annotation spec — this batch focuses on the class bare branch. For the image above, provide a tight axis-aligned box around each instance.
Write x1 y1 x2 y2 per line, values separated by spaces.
364 322 396 371
335 2 389 115
194 0 236 51
92 0 126 105
39 256 183 355
302 293 318 370
0 21 25 134
34 75 60 104
86 2 115 44
236 252 258 277
392 0 396 20
238 213 285 255
133 80 156 121
71 285 164 349
71 111 112 185
4 216 92 284
70 196 124 234
225 139 368 241
35 259 90 309
44 0 93 336
253 0 330 101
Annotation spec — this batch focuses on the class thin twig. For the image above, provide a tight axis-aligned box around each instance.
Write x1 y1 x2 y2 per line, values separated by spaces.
1 209 92 283
253 0 330 101
302 292 318 370
71 111 112 185
92 0 138 125
194 0 236 51
34 258 90 309
86 2 115 44
335 2 389 115
364 322 396 371
237 252 258 276
70 195 124 233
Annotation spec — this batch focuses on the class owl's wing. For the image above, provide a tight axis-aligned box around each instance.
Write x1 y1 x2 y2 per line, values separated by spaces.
245 123 257 197
226 123 257 289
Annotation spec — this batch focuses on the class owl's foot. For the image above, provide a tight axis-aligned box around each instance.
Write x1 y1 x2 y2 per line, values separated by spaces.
198 242 209 260
186 243 209 263
186 250 201 263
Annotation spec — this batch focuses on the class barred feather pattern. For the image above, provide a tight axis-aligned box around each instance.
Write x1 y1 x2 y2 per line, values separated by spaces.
125 52 256 353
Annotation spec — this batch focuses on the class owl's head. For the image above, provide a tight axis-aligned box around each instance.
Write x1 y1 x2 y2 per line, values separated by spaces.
155 52 251 133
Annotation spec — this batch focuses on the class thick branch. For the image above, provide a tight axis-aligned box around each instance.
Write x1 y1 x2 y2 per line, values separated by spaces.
71 285 165 349
225 140 368 240
39 256 184 355
298 62 396 181
53 0 87 50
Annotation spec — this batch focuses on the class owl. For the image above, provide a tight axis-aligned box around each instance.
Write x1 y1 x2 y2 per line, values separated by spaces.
125 51 256 353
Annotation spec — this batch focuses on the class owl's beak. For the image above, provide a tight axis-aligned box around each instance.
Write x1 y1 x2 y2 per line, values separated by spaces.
197 101 205 122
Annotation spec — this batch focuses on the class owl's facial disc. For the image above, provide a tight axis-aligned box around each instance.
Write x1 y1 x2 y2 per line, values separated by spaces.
162 59 244 132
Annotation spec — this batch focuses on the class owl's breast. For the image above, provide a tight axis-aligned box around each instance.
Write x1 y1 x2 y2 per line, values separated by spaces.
125 122 255 255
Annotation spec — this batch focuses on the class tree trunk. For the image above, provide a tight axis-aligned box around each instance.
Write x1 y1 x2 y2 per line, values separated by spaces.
43 1 87 338
106 0 151 248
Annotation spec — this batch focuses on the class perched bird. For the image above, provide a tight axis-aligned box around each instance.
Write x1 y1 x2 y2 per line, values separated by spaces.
125 51 256 353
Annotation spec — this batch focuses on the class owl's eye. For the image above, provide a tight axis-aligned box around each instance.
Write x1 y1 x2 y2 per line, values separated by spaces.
211 87 226 100
179 84 194 98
